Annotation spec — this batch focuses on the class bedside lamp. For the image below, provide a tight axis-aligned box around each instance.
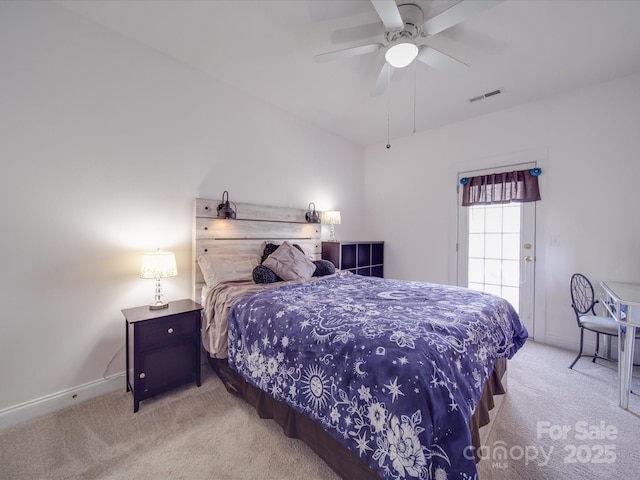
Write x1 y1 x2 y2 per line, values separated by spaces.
140 250 178 309
322 211 341 242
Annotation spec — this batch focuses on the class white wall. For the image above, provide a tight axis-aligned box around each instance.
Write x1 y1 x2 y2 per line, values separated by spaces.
3 0 639 426
364 71 640 352
0 1 365 419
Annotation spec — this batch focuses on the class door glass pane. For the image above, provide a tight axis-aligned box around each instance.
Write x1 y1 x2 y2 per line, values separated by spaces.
468 233 485 258
468 208 485 233
484 284 502 296
502 260 520 287
502 286 520 312
503 205 520 233
485 259 502 285
468 258 484 283
465 203 522 312
484 234 502 259
484 207 503 233
502 233 520 260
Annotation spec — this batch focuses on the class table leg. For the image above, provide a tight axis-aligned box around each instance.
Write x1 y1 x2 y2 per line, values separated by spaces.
618 324 635 409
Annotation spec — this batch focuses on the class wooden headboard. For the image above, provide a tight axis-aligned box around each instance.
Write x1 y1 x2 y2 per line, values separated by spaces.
193 198 322 302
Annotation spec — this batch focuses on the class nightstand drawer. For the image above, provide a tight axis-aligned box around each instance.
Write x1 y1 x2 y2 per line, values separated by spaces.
137 313 198 349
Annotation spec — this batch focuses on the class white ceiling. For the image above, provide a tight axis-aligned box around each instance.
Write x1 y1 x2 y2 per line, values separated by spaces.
55 0 640 147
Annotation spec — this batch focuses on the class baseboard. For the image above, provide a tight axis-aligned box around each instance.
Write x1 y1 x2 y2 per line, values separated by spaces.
542 333 640 363
0 373 126 430
542 334 590 352
1 353 211 431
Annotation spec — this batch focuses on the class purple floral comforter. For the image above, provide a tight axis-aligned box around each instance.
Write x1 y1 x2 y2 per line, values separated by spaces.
227 272 527 479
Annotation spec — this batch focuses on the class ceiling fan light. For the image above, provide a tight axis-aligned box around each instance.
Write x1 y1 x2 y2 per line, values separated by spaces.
385 42 418 69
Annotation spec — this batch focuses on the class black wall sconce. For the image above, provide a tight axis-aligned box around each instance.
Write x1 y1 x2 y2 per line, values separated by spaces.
217 191 237 219
305 202 321 223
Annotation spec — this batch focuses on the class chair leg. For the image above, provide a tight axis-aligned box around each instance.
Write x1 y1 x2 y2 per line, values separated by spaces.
593 332 600 363
569 328 585 369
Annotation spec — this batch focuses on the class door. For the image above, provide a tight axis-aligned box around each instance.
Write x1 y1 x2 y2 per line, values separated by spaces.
456 165 536 336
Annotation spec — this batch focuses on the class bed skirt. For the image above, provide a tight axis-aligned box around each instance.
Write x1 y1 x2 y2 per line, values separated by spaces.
208 356 506 479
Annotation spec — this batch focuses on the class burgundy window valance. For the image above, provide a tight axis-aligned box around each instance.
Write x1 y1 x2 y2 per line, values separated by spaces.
461 168 541 206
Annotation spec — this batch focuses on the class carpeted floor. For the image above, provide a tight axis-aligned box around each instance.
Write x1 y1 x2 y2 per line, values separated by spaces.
476 340 640 479
1 341 639 479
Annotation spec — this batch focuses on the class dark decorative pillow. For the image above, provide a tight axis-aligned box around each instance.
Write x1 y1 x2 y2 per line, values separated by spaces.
252 265 282 284
261 242 306 264
312 259 335 277
260 243 279 263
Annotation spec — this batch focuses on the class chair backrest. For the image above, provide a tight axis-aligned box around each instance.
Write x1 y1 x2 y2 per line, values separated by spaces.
570 273 598 319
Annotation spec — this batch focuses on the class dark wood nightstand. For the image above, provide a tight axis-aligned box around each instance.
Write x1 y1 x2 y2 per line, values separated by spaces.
122 299 203 412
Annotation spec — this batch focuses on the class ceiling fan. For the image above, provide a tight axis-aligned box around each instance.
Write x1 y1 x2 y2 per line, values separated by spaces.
314 0 503 96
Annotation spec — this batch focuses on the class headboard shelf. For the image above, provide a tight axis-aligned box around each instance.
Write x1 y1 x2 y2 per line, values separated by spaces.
196 198 310 223
208 237 317 241
209 218 314 225
195 218 319 240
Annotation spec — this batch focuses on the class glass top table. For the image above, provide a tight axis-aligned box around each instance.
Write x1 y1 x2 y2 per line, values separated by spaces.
601 281 640 409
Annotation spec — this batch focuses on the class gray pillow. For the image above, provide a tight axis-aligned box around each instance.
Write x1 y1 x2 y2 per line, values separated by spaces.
261 242 305 264
262 241 316 281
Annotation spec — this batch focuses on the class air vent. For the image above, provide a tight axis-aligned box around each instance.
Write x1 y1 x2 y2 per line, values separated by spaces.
469 88 503 103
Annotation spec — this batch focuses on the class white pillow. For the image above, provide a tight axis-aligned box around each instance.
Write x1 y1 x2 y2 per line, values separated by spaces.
262 241 316 282
197 254 260 286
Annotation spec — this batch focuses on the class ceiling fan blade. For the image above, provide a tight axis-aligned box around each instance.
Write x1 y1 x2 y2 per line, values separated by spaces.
314 43 383 63
371 0 404 31
331 22 384 44
371 62 395 96
422 0 503 36
416 46 468 73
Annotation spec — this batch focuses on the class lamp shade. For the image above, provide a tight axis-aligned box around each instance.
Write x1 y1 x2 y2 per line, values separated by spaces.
140 251 178 279
385 42 418 68
322 211 341 225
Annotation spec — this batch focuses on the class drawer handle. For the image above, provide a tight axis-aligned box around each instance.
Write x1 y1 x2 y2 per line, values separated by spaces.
167 327 174 334
139 373 145 379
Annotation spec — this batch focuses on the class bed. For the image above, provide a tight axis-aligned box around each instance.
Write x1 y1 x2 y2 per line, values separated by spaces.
193 198 528 480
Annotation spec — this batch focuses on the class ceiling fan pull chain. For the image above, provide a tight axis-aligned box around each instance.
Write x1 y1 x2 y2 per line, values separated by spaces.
386 64 391 149
413 61 417 134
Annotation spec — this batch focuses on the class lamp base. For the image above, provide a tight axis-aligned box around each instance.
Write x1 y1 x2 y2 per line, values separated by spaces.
149 277 169 309
328 224 337 242
149 302 169 310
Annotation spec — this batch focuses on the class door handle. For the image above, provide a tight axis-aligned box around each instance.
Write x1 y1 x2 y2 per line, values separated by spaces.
524 255 533 262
